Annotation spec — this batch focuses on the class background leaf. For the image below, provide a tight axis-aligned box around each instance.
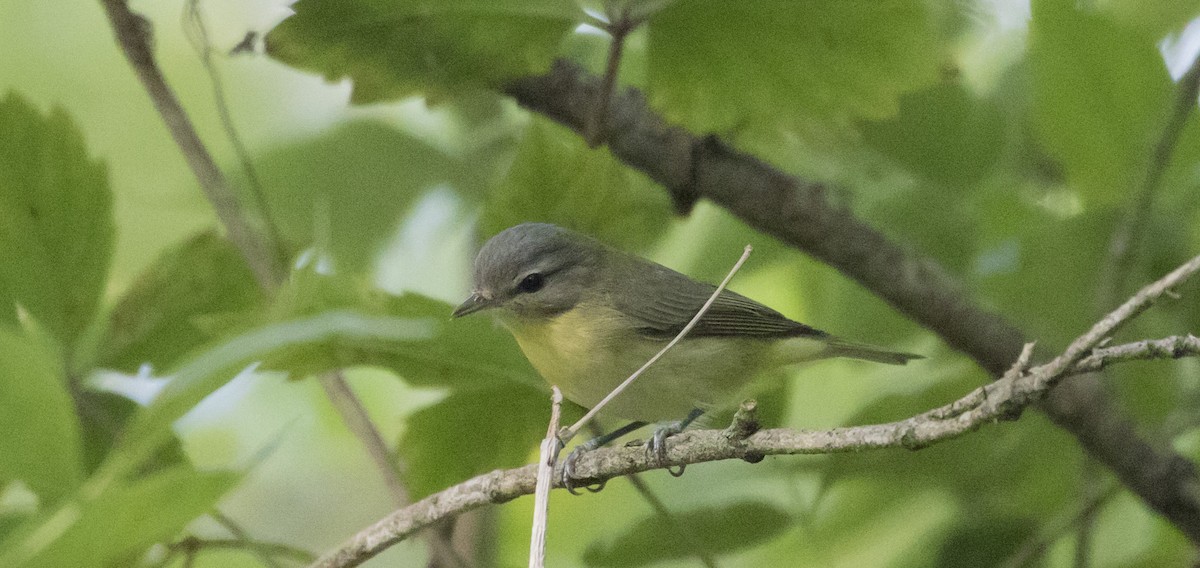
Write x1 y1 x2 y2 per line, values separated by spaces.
646 0 948 134
97 231 264 372
399 383 549 498
582 501 793 567
0 465 239 568
0 92 112 354
0 327 81 504
480 119 673 252
1029 1 1173 204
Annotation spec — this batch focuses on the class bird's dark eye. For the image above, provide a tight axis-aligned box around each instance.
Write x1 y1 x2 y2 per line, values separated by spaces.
517 272 545 293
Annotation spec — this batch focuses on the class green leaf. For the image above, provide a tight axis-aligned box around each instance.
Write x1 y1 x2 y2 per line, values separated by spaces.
862 82 1006 189
245 120 473 271
0 465 239 568
932 517 1037 568
646 1 947 133
480 119 673 252
96 310 433 486
1029 1 1173 203
0 92 113 351
97 231 265 372
0 327 82 504
399 383 548 498
265 0 580 103
582 501 793 567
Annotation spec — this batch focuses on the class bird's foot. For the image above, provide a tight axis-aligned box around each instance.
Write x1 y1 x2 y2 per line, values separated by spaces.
561 440 605 494
647 422 687 477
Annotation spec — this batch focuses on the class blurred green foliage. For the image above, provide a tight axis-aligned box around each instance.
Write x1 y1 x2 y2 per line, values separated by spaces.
1 0 1200 567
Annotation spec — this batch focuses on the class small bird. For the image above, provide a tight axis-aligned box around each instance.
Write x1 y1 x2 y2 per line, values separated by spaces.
453 223 920 430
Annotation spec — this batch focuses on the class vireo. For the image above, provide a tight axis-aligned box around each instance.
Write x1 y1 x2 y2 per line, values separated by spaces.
453 223 919 426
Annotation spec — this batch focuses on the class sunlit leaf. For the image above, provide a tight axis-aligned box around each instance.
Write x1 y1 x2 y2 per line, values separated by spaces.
246 120 469 271
97 309 432 485
266 0 580 103
1098 0 1200 38
0 92 112 352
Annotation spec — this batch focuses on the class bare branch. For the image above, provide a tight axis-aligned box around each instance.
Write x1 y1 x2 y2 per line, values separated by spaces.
313 253 1200 567
100 0 281 289
529 387 562 568
308 329 1200 568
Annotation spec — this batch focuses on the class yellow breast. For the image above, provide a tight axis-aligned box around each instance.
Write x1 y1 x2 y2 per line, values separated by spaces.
503 304 622 387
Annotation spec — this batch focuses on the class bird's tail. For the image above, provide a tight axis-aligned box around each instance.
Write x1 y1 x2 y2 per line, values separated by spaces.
823 338 923 366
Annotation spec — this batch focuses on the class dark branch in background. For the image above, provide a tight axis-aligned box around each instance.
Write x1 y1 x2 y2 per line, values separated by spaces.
318 371 412 505
100 0 282 289
211 511 292 568
503 59 1200 543
99 2 466 566
1002 482 1121 568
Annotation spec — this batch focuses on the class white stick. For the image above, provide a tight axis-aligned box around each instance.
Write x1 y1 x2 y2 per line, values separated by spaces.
561 245 754 442
529 386 563 568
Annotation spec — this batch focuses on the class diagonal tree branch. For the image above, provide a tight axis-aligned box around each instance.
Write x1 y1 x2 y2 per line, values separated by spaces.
502 59 1200 543
310 315 1200 568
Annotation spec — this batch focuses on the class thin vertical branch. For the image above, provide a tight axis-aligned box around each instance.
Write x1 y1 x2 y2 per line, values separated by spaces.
100 0 281 289
101 4 461 564
529 387 563 568
583 6 641 147
181 0 287 262
625 474 720 568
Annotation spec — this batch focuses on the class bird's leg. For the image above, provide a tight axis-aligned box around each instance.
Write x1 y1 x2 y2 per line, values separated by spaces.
562 420 647 494
647 408 705 476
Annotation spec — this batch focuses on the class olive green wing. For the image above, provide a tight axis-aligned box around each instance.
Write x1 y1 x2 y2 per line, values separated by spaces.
611 261 828 341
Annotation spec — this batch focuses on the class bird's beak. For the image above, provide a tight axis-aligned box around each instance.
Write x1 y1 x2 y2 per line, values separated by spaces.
452 293 495 318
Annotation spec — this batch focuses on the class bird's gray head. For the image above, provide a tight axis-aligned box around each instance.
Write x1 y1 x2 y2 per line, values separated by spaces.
452 223 603 320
